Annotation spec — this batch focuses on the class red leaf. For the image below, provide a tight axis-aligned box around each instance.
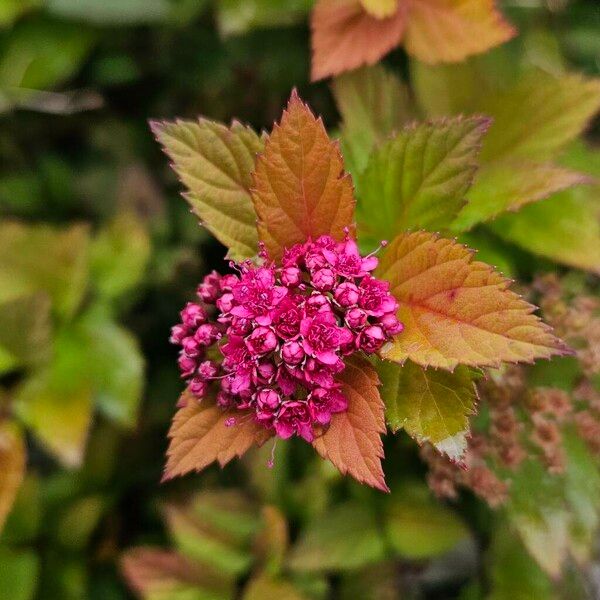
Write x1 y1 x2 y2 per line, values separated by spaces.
163 391 272 481
313 356 388 492
252 90 356 262
311 0 406 82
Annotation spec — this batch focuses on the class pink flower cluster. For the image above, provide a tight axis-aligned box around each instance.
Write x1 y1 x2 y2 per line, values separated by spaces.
170 235 403 442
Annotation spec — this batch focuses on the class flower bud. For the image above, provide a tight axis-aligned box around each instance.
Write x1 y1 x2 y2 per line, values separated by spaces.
197 360 218 380
380 313 404 335
245 326 278 355
169 324 188 344
311 268 336 291
220 274 238 292
189 377 208 398
180 302 206 328
358 325 386 353
334 281 360 307
194 323 221 346
282 340 305 365
345 307 368 329
182 336 202 357
216 292 234 313
281 266 301 287
177 353 197 378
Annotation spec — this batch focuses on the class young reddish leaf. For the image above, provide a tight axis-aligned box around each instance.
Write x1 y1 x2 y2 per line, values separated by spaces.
0 421 25 532
121 547 231 598
252 91 356 261
377 231 569 370
356 116 490 243
310 0 406 82
312 356 388 492
378 360 477 461
163 391 272 481
404 0 515 64
360 0 398 18
453 161 591 232
151 119 263 261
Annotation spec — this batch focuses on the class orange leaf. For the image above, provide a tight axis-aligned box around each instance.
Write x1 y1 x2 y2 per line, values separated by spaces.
377 232 569 370
163 391 272 481
405 0 515 64
252 90 356 261
0 421 25 532
310 0 406 82
313 356 388 492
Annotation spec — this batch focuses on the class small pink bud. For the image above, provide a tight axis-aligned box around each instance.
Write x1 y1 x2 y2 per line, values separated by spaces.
177 353 197 377
216 292 234 313
359 325 386 353
380 313 404 336
245 326 278 355
281 340 305 365
311 268 336 291
220 274 238 291
334 281 360 307
305 293 331 316
169 324 188 344
225 417 236 427
194 323 220 346
281 266 301 287
189 377 208 398
180 303 206 328
257 388 281 410
346 307 368 329
182 336 202 357
197 360 218 380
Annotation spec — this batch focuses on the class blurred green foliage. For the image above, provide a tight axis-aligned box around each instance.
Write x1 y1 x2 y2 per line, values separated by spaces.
0 0 599 598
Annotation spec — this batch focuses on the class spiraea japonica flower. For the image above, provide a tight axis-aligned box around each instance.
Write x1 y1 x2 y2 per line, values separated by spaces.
170 234 402 444
154 91 567 492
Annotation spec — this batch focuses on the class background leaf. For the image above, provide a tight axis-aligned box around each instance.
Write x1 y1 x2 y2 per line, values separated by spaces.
0 421 26 533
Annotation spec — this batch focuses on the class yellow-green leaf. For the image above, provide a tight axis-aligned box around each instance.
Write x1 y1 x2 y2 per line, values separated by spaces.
378 360 477 461
377 231 568 369
0 222 89 321
252 90 356 262
453 160 590 231
356 117 489 244
0 421 26 533
360 0 398 19
479 70 600 162
243 575 307 600
152 118 263 261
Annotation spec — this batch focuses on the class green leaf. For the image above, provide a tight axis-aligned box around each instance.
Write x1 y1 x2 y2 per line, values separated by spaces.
90 212 150 301
379 360 477 461
288 502 386 572
0 18 95 90
0 222 90 322
165 491 257 578
216 0 311 36
0 0 40 27
152 119 263 260
384 483 469 559
56 495 105 550
0 293 52 375
356 117 489 244
489 185 600 274
77 307 144 427
243 575 307 600
453 161 589 232
479 70 600 162
332 65 414 176
0 547 39 600
13 325 93 468
47 0 170 24
488 527 555 600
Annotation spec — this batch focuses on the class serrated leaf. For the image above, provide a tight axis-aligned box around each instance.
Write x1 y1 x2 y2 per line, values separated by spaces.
0 222 89 321
404 0 515 64
121 547 231 600
379 360 477 461
310 0 406 81
479 71 600 162
0 293 52 374
490 185 600 274
163 391 272 481
356 117 490 243
288 502 386 571
453 161 590 232
332 64 415 176
384 482 469 558
377 231 568 369
252 91 355 262
360 0 398 18
0 421 26 533
90 211 150 300
152 118 263 261
312 356 387 492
